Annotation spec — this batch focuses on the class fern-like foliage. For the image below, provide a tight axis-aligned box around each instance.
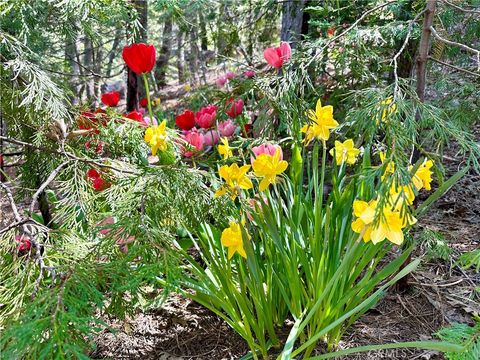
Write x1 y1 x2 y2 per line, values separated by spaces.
436 320 480 360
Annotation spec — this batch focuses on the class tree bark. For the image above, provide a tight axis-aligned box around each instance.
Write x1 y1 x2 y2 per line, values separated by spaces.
156 17 173 88
65 35 81 105
416 0 437 103
83 36 95 103
93 44 103 101
136 0 148 98
280 0 305 47
106 27 122 78
189 17 199 86
176 29 185 84
126 68 138 112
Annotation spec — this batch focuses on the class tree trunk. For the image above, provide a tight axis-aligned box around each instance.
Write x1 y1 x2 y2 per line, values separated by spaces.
83 36 95 104
395 0 437 293
416 0 437 103
106 27 122 78
126 68 138 112
189 17 199 86
199 12 208 51
216 3 226 64
136 0 148 98
65 34 81 105
156 17 173 88
280 0 305 47
93 44 103 101
176 29 185 84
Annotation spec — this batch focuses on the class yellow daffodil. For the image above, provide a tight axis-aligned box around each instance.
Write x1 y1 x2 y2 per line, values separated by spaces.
370 208 406 245
389 182 416 208
352 198 417 245
214 163 253 200
351 199 377 242
379 151 395 179
411 159 434 191
153 98 161 107
183 84 192 92
218 137 233 160
329 139 361 165
144 120 168 156
221 221 249 259
300 99 338 145
375 96 397 123
252 149 288 192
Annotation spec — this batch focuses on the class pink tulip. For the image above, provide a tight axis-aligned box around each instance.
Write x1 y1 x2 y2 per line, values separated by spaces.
182 129 204 157
218 119 237 137
203 130 220 146
244 70 255 78
251 144 283 164
216 76 227 87
263 42 292 69
225 71 236 80
225 98 244 118
195 105 217 129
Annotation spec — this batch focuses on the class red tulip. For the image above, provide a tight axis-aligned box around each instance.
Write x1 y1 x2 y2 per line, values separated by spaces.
244 123 253 137
195 105 217 129
15 235 32 252
327 27 336 37
101 91 120 107
125 111 144 122
122 43 156 75
85 140 104 154
86 168 110 191
263 42 292 69
225 98 244 118
87 168 100 180
140 97 148 108
175 109 195 130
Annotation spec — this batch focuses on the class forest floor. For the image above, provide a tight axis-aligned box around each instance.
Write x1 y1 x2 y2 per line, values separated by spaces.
1 82 479 360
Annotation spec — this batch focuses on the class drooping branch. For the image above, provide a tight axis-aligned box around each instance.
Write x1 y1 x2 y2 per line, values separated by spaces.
440 0 480 15
429 26 480 70
428 56 480 78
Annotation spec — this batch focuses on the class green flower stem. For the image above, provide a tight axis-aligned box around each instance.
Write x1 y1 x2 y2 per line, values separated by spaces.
142 73 154 124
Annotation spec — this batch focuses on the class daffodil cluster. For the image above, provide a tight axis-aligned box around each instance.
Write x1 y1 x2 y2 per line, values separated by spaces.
352 153 434 245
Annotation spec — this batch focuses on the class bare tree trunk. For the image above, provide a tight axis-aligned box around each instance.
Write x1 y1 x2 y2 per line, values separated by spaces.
83 36 95 104
176 29 185 84
106 27 122 78
416 0 437 104
126 68 138 112
137 0 148 98
280 0 305 47
65 35 81 105
216 3 226 64
94 45 103 101
394 0 437 293
189 17 199 86
156 17 173 88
